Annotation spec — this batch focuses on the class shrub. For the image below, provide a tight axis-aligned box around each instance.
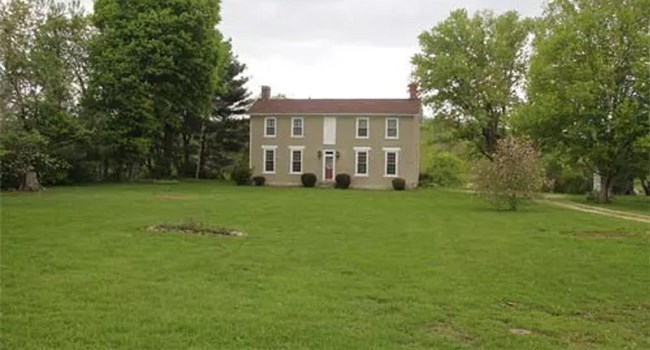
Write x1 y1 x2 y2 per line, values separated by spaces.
475 137 547 211
230 162 252 186
392 178 406 191
301 173 317 187
426 151 466 187
543 153 591 194
334 173 351 189
418 172 433 187
252 176 265 186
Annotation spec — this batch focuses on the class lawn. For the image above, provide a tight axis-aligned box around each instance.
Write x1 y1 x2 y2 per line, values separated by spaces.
567 194 650 216
1 182 648 349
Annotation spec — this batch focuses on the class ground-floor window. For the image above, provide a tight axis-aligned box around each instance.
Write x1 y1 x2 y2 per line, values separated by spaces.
290 148 303 174
262 146 276 174
354 148 369 176
384 149 399 177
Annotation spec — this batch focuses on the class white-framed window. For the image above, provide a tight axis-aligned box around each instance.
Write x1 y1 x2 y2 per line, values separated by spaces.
356 117 369 139
354 147 370 177
289 146 304 174
264 117 276 137
383 147 400 177
262 145 277 174
385 117 399 139
323 117 336 145
291 117 304 138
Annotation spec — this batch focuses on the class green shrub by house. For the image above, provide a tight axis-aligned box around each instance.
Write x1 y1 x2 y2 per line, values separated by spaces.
301 173 317 187
418 172 433 187
392 178 406 191
425 151 466 187
230 163 252 186
252 176 265 186
335 174 351 189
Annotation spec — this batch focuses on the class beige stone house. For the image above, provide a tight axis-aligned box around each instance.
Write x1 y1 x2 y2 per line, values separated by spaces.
248 84 421 189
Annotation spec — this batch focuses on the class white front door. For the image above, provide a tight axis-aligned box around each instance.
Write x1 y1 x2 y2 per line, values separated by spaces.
323 150 335 181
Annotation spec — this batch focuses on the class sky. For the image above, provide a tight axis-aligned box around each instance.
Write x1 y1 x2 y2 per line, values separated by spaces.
77 0 545 99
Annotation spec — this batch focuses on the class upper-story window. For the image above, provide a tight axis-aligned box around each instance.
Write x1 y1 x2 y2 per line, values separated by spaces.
291 117 304 138
356 117 369 139
386 117 399 139
264 117 276 137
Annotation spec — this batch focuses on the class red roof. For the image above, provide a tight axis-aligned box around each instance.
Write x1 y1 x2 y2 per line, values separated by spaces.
248 98 421 115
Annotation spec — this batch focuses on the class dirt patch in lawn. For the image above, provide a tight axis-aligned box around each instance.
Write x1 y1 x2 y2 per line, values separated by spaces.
153 195 195 201
540 199 650 224
499 300 649 346
569 230 649 240
147 223 245 237
430 321 474 345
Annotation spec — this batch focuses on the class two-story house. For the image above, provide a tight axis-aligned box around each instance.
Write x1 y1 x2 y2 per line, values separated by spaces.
248 84 421 189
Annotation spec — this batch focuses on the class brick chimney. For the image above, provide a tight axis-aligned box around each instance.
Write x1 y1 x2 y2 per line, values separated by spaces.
408 83 418 100
261 85 271 100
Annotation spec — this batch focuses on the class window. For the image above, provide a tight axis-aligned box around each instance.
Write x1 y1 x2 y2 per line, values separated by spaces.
291 117 304 138
386 118 399 139
264 117 276 137
262 146 277 173
354 147 370 176
356 117 369 139
289 146 304 174
383 147 400 177
323 117 336 145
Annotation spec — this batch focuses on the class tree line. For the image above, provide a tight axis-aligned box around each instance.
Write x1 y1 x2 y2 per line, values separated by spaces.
413 0 649 202
1 0 251 190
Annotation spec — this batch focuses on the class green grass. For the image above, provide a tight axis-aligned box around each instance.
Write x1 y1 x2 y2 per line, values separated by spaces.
567 194 650 216
2 182 648 349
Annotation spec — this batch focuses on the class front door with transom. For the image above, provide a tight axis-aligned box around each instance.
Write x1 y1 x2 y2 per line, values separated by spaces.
323 150 335 181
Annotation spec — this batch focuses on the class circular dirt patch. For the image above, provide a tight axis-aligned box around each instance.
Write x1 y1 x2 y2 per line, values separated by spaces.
147 223 245 237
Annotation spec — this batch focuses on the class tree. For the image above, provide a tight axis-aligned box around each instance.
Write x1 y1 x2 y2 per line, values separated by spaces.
475 137 547 210
522 0 650 202
412 9 533 160
86 0 223 179
196 42 252 179
1 0 90 190
419 118 470 187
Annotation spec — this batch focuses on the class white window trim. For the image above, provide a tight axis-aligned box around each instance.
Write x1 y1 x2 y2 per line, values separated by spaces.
262 145 277 174
354 148 370 177
291 117 304 138
356 117 369 139
288 146 305 174
383 147 400 177
264 117 276 138
385 117 399 139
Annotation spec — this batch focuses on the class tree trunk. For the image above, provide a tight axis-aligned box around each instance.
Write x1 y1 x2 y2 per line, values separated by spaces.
181 132 192 177
596 175 612 202
195 122 206 179
128 161 139 182
18 167 43 192
102 157 109 181
640 177 650 196
161 124 175 178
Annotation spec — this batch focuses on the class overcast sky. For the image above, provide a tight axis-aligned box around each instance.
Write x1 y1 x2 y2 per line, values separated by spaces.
78 0 545 99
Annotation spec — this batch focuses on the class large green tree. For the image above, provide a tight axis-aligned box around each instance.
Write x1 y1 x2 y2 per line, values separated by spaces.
412 10 533 159
1 0 90 190
522 0 650 202
197 42 252 179
86 0 223 179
